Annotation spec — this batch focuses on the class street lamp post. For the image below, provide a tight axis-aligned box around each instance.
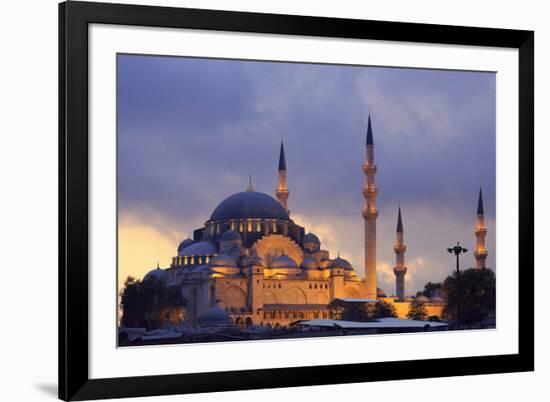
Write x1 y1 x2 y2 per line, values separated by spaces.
447 242 467 330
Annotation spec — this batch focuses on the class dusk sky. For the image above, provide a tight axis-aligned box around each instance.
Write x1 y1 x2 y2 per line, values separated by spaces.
117 54 496 296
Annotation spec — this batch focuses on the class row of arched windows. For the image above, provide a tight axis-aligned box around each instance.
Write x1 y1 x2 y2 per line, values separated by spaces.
172 255 213 266
205 219 288 238
309 283 329 289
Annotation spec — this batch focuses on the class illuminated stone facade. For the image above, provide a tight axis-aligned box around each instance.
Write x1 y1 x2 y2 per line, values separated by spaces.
144 117 447 328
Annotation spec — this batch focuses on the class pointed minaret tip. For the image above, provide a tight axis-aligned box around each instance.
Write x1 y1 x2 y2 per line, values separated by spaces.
366 115 374 146
477 187 484 215
247 175 254 192
278 141 287 171
396 206 404 233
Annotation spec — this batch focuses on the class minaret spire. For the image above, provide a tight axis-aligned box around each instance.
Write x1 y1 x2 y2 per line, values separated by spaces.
474 188 488 269
366 115 374 146
393 206 407 301
275 140 290 214
362 114 378 299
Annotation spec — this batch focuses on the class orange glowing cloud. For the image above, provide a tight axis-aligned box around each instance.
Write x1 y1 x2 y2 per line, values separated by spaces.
117 217 181 291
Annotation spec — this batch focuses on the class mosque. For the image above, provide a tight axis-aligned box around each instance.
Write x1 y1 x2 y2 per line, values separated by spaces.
142 116 488 329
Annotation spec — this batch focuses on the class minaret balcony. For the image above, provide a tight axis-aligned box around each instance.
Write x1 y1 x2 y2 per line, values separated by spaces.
475 228 487 236
393 266 407 275
362 208 379 219
474 250 488 258
394 244 407 253
363 164 377 174
362 188 378 197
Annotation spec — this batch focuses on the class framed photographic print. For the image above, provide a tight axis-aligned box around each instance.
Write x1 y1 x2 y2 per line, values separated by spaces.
59 1 534 400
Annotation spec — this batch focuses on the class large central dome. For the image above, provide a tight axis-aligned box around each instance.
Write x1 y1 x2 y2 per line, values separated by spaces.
210 191 290 221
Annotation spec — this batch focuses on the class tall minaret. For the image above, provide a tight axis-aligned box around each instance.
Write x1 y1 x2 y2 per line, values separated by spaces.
393 207 407 301
474 188 488 269
276 141 290 214
363 115 378 299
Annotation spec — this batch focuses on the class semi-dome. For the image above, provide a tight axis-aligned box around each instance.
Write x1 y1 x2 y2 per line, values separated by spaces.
178 240 218 257
208 254 238 268
271 255 298 269
250 255 265 266
328 256 353 270
219 229 242 242
198 306 232 325
143 267 166 281
210 191 290 221
177 238 194 252
300 257 318 270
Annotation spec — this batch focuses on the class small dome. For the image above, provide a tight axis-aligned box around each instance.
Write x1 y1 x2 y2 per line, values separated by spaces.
303 232 321 252
271 255 298 269
328 257 353 270
303 232 320 244
198 307 231 325
219 229 242 242
300 257 318 270
209 254 238 268
177 238 194 252
143 267 166 281
178 240 218 257
377 287 387 298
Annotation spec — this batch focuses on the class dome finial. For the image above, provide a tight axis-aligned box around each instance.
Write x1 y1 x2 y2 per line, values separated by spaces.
156 260 160 269
247 174 254 192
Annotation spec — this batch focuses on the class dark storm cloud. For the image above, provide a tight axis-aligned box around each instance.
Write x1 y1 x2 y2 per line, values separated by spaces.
117 54 496 294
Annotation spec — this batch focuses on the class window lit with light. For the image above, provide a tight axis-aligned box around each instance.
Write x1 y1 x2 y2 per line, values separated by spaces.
256 221 261 232
247 220 253 232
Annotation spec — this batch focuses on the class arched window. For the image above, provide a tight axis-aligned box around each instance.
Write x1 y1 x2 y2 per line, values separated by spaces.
256 221 261 232
183 256 188 265
272 221 277 233
247 220 253 232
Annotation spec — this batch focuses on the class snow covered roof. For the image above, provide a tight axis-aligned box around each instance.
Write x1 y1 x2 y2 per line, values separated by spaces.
297 317 449 329
261 304 329 311
335 298 379 303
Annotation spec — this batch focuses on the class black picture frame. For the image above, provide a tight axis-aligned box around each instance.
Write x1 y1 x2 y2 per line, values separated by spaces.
59 1 534 400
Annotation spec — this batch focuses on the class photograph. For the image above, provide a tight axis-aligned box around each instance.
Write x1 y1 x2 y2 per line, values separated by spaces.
116 54 497 346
